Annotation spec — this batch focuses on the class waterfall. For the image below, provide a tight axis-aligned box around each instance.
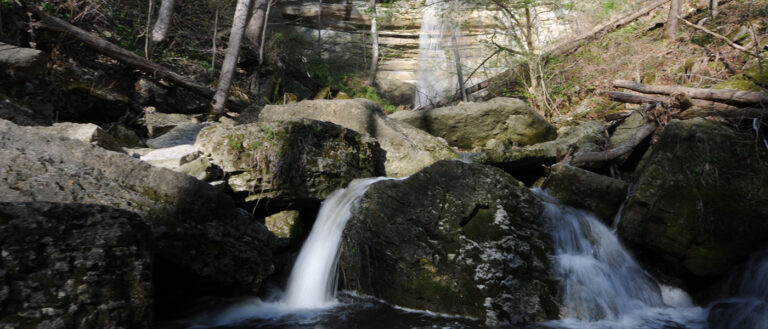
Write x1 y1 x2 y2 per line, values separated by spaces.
708 249 768 329
282 177 393 308
414 0 462 108
534 189 707 328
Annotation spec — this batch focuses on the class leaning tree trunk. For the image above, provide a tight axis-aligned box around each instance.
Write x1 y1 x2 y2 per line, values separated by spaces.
368 0 378 86
245 0 270 48
212 0 254 114
666 0 680 39
151 0 175 43
711 0 719 18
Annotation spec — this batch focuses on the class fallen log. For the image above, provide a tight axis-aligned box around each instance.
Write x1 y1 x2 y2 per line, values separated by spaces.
603 90 740 110
613 80 768 106
22 1 245 112
570 122 657 163
675 107 766 120
677 15 762 59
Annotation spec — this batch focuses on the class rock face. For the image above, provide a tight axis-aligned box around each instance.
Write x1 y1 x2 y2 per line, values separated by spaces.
0 202 153 329
390 98 556 149
475 120 606 170
618 118 768 285
143 111 200 138
258 99 457 177
0 119 276 296
0 42 46 81
37 122 124 153
340 161 559 326
196 119 385 205
545 164 629 225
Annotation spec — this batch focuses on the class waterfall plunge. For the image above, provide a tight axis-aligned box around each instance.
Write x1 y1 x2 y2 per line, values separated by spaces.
282 177 393 308
535 189 707 329
414 0 463 108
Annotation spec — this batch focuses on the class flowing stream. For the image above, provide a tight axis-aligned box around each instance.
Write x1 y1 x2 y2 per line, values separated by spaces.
174 180 765 329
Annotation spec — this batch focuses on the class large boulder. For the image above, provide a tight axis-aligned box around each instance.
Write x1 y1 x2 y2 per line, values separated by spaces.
0 202 153 329
340 161 560 326
0 95 52 126
142 111 201 138
618 118 768 286
545 164 629 225
389 98 556 149
475 120 606 171
0 119 276 297
196 119 385 206
257 99 457 177
37 122 124 153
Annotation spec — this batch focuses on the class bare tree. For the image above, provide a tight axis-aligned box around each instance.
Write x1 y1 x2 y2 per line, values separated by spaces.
151 0 175 43
245 0 270 48
666 0 680 39
368 0 379 86
212 0 254 114
711 0 719 18
259 0 277 65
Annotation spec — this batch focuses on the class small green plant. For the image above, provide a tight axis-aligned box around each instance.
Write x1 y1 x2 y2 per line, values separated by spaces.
691 33 713 47
347 86 396 113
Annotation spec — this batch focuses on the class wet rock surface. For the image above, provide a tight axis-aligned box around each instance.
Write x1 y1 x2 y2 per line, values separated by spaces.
545 163 629 225
340 160 559 326
618 118 768 286
0 202 153 329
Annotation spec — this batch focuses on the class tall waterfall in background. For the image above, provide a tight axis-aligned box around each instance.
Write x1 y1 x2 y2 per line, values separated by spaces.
414 0 463 108
535 189 707 329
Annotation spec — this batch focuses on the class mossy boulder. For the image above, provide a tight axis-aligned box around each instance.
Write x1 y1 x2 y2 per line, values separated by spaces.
196 119 385 206
713 74 763 92
340 161 560 326
389 97 556 149
618 118 768 287
546 164 629 225
257 99 458 177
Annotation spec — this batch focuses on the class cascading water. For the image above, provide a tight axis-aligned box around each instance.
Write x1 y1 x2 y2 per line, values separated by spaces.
414 0 462 108
708 249 768 329
535 189 708 329
282 177 393 308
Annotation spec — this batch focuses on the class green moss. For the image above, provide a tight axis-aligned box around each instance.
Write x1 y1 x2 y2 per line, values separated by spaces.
744 64 768 87
713 74 763 92
463 208 499 242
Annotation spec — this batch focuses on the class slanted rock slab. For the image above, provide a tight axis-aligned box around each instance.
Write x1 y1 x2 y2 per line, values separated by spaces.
257 99 457 177
545 163 629 225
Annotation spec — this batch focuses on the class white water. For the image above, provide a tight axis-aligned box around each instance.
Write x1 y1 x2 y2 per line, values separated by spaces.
708 249 768 329
414 0 462 108
535 189 707 329
283 177 393 308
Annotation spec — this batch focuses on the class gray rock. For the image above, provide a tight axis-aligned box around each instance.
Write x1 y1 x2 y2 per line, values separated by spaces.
146 123 209 149
618 118 768 284
0 42 46 81
475 120 606 170
0 119 276 295
545 164 629 225
389 98 556 149
376 78 417 106
177 157 222 182
341 161 560 326
609 111 647 164
258 99 457 177
37 122 124 153
140 144 201 169
0 95 52 126
108 124 144 148
143 110 200 138
265 210 301 238
0 202 152 329
196 119 385 206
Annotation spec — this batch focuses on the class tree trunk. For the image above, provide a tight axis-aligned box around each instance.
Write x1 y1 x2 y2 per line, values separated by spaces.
245 0 270 48
151 0 175 43
259 0 275 65
212 0 254 114
317 0 323 44
450 2 466 101
666 0 680 39
675 107 765 120
613 80 768 105
603 90 740 110
711 0 719 18
368 0 378 86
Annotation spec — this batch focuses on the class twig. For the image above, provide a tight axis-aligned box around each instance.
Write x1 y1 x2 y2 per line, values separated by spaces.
677 15 762 59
